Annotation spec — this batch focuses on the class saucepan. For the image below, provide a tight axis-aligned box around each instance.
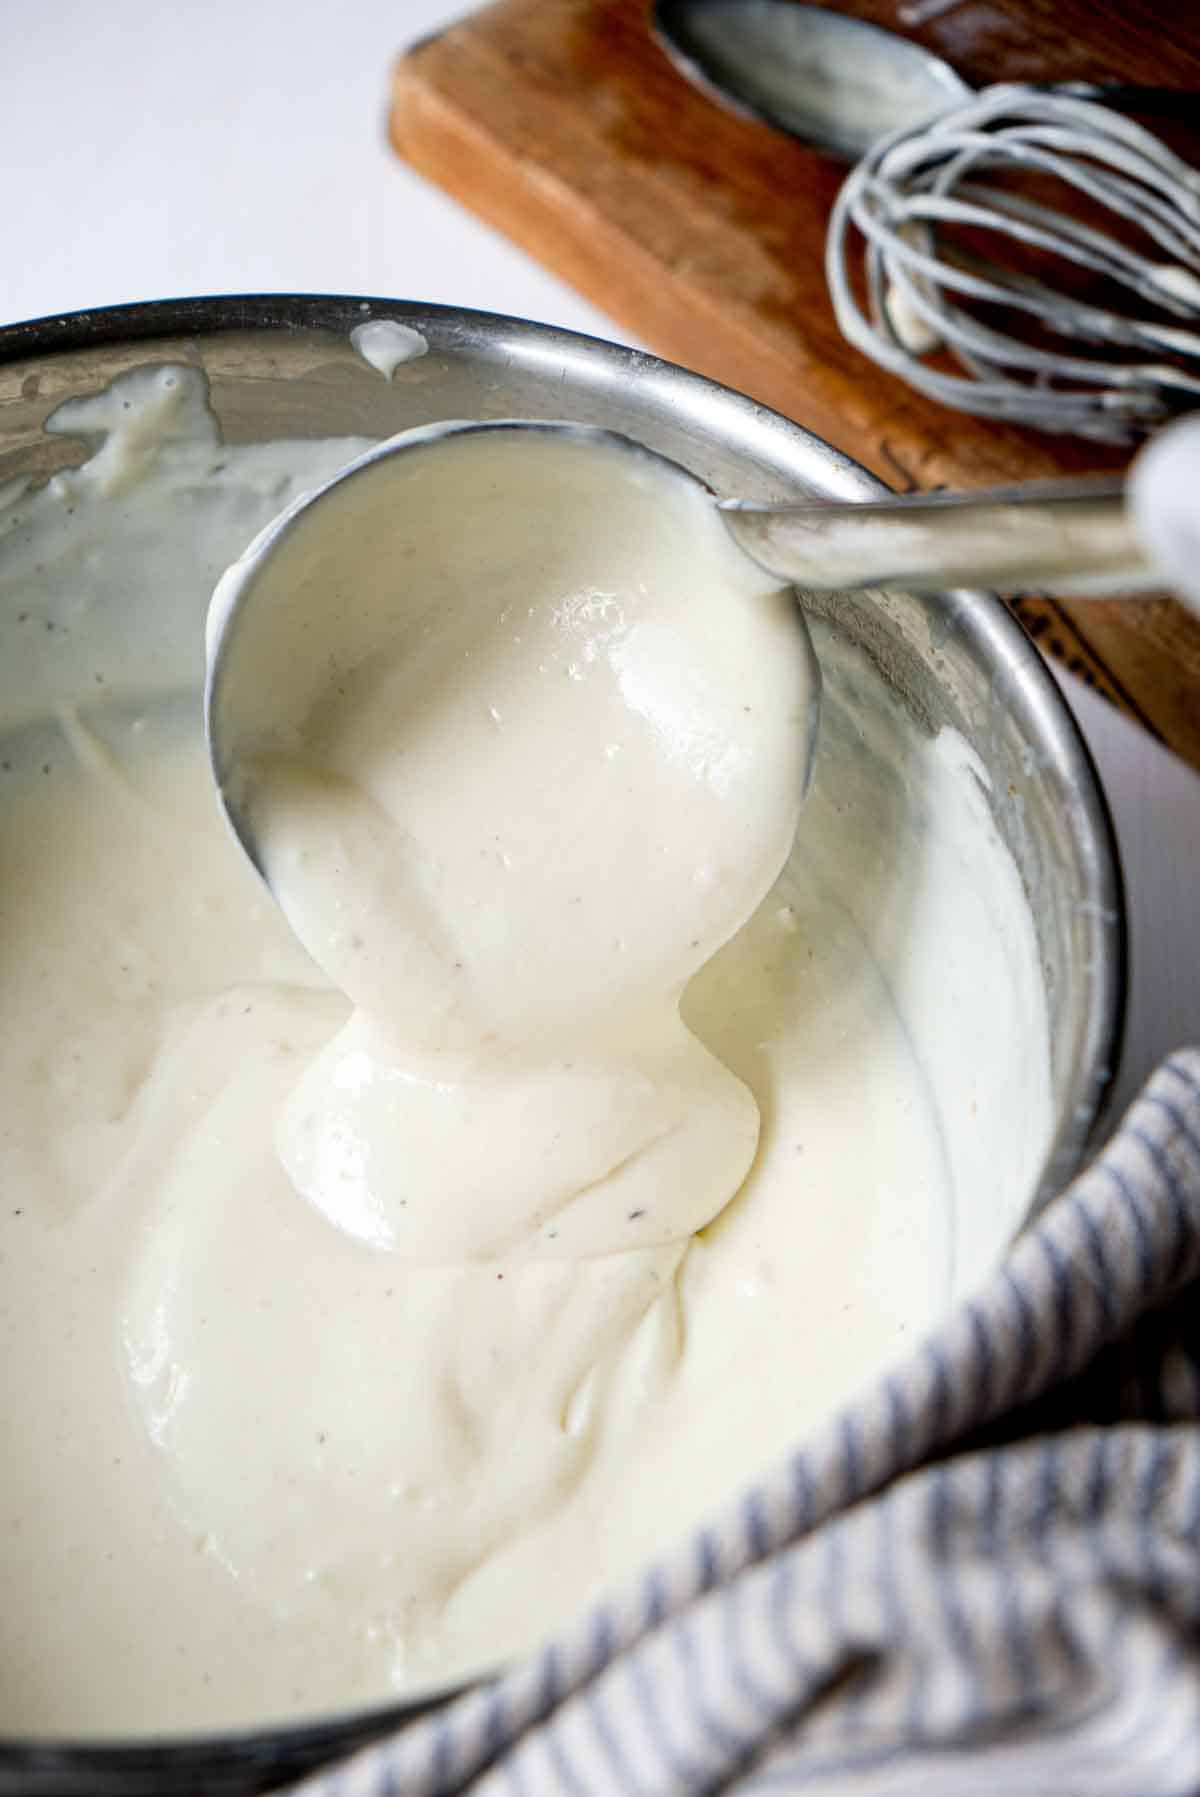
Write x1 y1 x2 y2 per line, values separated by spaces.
0 295 1124 1794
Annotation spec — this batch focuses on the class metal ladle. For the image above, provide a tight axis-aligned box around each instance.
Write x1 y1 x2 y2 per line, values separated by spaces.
205 419 1157 872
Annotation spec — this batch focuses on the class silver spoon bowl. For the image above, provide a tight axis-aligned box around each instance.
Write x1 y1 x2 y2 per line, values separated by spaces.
651 0 970 160
651 0 1192 161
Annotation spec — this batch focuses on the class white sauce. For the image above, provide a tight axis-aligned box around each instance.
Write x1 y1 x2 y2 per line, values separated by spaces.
350 319 429 379
216 427 815 1259
884 279 943 355
0 366 1051 1736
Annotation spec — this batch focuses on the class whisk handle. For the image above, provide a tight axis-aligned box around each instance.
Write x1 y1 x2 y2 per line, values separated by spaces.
721 477 1158 598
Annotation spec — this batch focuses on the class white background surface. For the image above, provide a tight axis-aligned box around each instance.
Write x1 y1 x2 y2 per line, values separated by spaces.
2 0 1196 1128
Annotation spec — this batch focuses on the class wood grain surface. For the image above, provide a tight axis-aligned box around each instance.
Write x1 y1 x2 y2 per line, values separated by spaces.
389 0 1200 767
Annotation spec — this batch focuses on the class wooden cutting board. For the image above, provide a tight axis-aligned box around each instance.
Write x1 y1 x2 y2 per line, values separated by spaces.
389 0 1200 770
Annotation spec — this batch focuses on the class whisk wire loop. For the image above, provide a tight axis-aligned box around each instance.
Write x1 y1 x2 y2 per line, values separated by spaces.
827 86 1200 441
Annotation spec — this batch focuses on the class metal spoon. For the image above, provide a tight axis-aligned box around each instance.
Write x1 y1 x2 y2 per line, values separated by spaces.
205 419 1154 868
651 0 1190 161
652 0 969 160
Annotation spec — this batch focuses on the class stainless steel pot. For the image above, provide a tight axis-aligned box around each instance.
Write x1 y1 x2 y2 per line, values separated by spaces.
0 295 1125 1795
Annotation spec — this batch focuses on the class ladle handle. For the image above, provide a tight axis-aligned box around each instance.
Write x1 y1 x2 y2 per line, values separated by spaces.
721 476 1158 598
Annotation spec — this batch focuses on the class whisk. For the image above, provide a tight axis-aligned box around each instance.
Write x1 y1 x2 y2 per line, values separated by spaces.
825 84 1200 444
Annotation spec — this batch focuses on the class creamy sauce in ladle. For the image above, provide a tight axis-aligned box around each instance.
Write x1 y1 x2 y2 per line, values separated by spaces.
0 365 1051 1734
210 424 818 1259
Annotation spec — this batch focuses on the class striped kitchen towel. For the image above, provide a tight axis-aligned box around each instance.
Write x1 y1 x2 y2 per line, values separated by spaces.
295 1047 1200 1797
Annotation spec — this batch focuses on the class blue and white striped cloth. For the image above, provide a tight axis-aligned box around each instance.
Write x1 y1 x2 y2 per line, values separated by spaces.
294 1048 1200 1797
